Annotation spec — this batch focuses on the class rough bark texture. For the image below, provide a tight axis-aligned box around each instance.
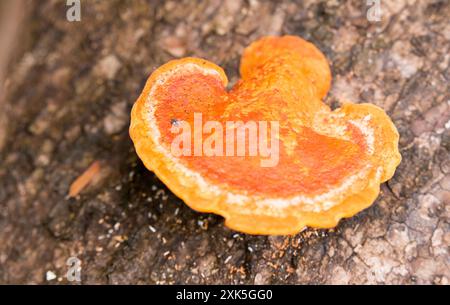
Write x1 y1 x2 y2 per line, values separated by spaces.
0 0 449 284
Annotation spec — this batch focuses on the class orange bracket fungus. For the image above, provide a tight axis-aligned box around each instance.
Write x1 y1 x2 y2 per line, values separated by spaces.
130 35 401 235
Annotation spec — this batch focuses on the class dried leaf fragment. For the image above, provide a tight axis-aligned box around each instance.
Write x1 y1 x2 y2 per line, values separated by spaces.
68 161 101 198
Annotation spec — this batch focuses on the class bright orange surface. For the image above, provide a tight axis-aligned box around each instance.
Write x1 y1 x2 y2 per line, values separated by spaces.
130 36 401 234
153 71 367 197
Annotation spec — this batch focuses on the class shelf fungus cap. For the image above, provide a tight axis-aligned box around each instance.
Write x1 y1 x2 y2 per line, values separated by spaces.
130 35 401 235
